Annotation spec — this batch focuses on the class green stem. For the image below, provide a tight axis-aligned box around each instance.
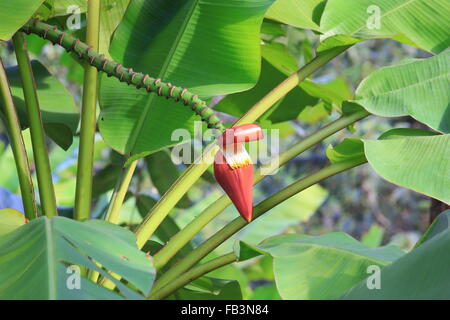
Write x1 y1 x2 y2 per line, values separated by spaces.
148 252 237 300
0 58 38 219
105 160 138 224
134 45 351 248
152 109 369 269
134 144 218 248
151 158 367 293
12 32 58 218
74 0 101 221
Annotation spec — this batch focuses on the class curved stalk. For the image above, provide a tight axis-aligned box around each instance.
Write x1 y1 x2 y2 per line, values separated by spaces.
134 45 352 248
12 32 58 218
152 110 369 269
0 58 37 219
74 0 101 220
105 160 138 224
148 252 237 300
151 158 367 292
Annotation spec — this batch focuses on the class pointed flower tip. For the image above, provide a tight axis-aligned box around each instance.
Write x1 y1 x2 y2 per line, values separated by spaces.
214 123 263 222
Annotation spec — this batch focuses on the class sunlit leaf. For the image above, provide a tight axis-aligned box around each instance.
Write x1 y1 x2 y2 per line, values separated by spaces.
364 134 450 204
0 217 155 299
320 0 450 54
236 233 404 299
355 52 450 133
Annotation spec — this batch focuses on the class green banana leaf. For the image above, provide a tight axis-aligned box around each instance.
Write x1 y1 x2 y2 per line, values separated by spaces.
355 52 450 133
320 0 450 54
235 232 404 299
364 133 450 204
0 217 155 299
341 213 450 299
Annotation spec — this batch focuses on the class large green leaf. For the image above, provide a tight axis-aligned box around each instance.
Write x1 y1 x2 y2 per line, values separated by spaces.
99 0 274 160
0 217 155 299
265 0 325 31
364 134 450 204
320 0 450 54
235 233 404 299
3 61 79 150
355 52 450 133
341 225 450 299
0 0 45 40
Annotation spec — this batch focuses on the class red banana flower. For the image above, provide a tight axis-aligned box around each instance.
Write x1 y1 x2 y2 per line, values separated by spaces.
214 124 263 222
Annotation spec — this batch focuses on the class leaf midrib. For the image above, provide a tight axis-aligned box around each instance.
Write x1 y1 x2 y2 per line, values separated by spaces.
45 218 57 299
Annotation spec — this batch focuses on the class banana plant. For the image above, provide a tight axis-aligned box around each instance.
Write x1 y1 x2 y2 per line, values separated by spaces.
0 0 449 300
